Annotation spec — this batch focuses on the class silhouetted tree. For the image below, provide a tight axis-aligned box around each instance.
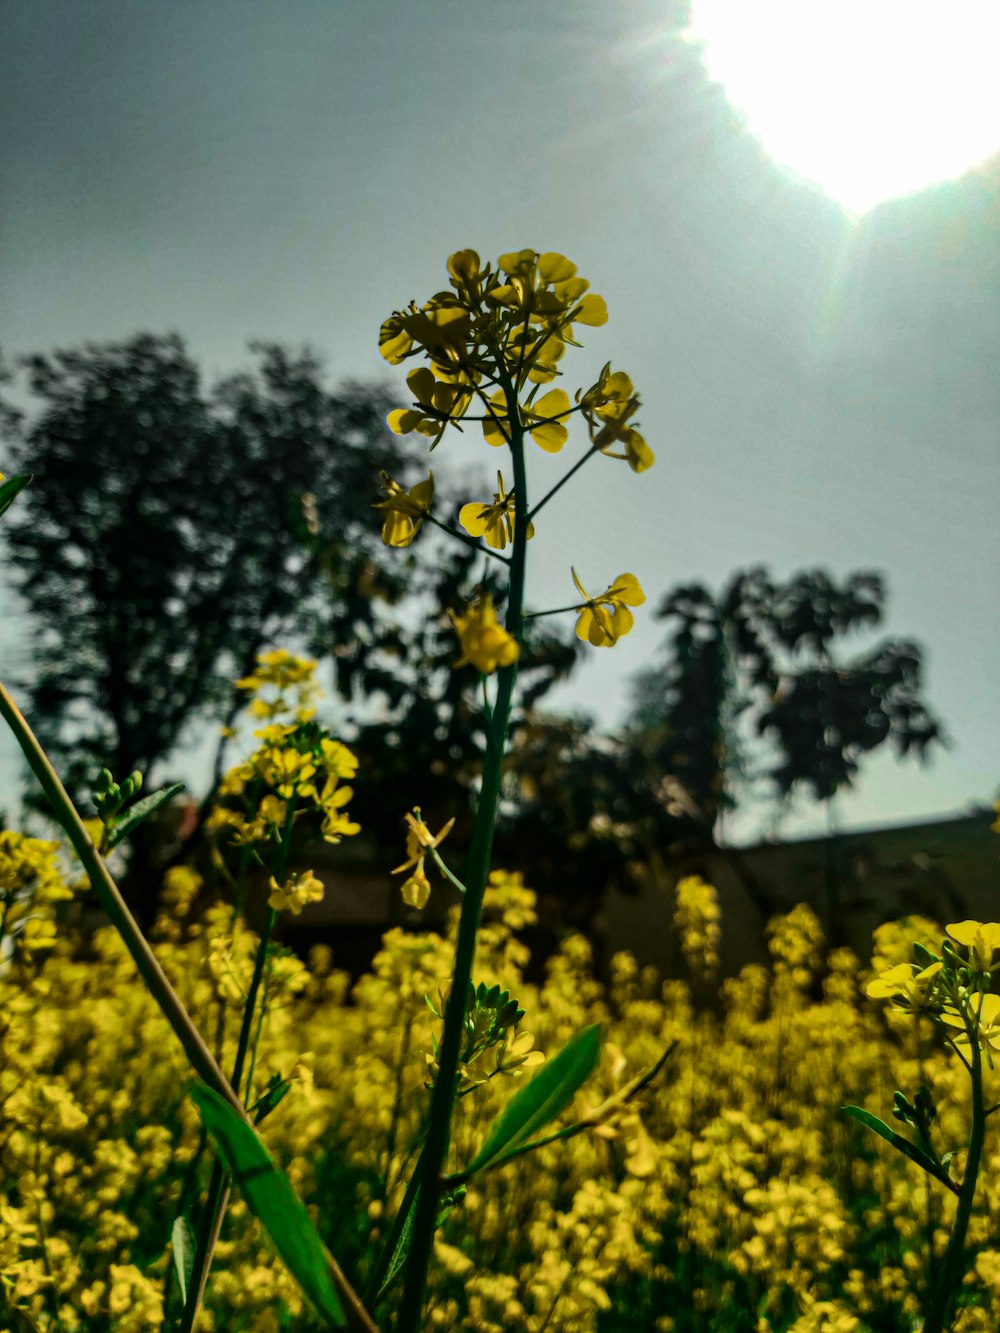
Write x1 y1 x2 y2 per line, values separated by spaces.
628 567 945 841
1 334 404 804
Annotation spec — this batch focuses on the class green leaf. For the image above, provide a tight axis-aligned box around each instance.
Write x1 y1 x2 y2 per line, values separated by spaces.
189 1082 346 1327
105 782 185 849
0 473 31 521
842 1105 959 1195
171 1215 196 1306
374 1187 464 1303
465 1024 602 1175
251 1077 291 1125
375 1187 418 1303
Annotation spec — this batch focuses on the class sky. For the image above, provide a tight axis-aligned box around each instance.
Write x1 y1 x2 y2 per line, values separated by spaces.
1 0 998 844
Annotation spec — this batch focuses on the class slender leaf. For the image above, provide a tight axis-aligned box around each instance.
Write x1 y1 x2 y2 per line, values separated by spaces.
842 1105 959 1195
465 1024 602 1175
0 473 31 520
252 1076 291 1125
171 1215 196 1306
190 1082 346 1326
106 782 185 849
375 1186 461 1304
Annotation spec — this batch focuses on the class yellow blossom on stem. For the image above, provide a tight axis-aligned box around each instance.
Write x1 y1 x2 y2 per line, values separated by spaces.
866 960 944 1013
459 473 535 551
945 920 1000 972
268 869 325 916
449 594 519 674
392 810 456 910
580 366 654 475
373 471 434 548
940 992 1000 1060
522 388 573 454
571 570 645 647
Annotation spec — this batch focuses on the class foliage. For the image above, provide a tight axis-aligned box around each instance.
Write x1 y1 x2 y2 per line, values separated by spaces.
628 568 945 836
5 840 1000 1331
0 335 401 802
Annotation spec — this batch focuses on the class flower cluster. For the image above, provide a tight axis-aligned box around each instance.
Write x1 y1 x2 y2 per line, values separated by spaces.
379 247 650 469
867 918 1000 1059
208 653 360 852
234 648 320 723
6 852 1000 1331
673 874 722 977
378 248 652 673
0 830 72 959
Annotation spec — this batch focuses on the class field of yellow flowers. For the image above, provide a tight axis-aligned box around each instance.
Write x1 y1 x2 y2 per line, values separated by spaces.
3 826 999 1333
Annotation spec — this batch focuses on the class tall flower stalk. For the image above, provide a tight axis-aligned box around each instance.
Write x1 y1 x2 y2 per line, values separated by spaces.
852 919 1000 1332
374 247 653 1331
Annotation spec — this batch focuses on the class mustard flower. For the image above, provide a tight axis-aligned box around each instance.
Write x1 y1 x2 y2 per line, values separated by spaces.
522 388 573 453
673 874 721 976
940 991 1000 1059
387 367 475 441
495 1028 545 1077
268 869 325 916
449 594 520 674
373 470 434 548
866 960 944 1013
459 473 535 551
945 920 1000 972
582 366 654 473
380 248 610 417
571 569 645 647
392 811 456 909
317 782 361 845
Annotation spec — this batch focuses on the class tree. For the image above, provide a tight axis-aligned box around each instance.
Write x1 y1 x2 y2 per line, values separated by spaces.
628 567 945 841
1 334 404 804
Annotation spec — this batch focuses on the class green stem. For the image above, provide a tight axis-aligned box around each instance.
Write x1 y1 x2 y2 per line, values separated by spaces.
178 802 294 1332
523 602 584 620
394 373 528 1333
427 844 468 896
424 510 510 563
923 1001 986 1332
526 442 601 523
0 681 241 1113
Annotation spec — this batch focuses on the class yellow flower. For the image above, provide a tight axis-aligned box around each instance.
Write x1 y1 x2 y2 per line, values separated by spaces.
459 473 535 551
268 869 325 916
522 388 573 453
495 1029 545 1077
387 366 475 443
317 782 361 844
941 992 1000 1058
373 470 434 548
392 810 456 910
865 960 943 1012
449 594 520 674
582 365 654 473
571 570 645 647
946 920 1000 971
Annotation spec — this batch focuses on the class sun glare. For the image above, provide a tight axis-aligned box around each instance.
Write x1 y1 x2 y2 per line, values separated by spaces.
687 0 1000 215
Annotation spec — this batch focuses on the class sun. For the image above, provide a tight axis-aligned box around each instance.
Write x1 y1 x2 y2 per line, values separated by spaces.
687 0 1000 215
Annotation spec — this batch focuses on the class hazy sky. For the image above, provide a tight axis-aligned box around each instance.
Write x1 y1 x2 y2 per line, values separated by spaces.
1 0 998 842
